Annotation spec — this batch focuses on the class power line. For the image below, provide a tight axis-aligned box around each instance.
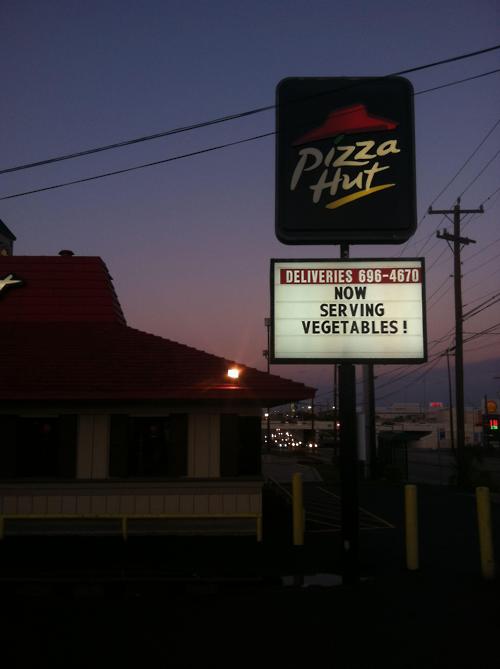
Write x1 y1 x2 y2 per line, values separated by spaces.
1 46 499 177
375 349 447 392
393 44 500 74
0 133 275 201
399 128 500 258
463 295 500 321
376 355 444 402
427 288 453 313
3 67 500 203
426 275 452 305
414 67 500 96
463 250 500 278
463 340 500 354
482 183 500 205
464 285 500 308
463 265 500 296
429 118 500 206
368 318 482 398
402 186 499 316
463 234 500 265
426 245 449 273
463 320 500 343
459 147 500 198
375 319 500 401
369 328 456 385
368 327 456 386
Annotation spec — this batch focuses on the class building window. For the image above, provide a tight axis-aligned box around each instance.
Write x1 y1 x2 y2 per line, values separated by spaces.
109 414 188 478
0 415 77 479
220 415 262 477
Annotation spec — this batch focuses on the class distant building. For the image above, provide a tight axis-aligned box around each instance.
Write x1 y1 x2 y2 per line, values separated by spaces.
376 405 483 449
0 251 314 538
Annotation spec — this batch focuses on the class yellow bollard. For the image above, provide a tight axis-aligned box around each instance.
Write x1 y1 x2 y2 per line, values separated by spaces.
476 487 495 580
292 472 304 546
405 484 419 571
256 514 263 543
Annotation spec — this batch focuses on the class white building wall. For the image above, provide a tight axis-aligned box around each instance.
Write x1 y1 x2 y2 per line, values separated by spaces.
188 414 220 478
77 414 109 479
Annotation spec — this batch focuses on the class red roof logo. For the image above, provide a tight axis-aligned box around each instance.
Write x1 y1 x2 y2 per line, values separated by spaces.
0 273 23 296
292 104 398 146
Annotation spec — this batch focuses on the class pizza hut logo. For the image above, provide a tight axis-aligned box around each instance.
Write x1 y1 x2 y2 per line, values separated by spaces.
290 104 401 210
0 273 23 296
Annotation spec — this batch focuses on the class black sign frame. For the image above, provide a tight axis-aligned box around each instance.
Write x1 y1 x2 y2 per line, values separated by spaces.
276 77 416 245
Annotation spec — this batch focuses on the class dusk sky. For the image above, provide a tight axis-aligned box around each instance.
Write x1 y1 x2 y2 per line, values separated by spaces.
1 1 499 408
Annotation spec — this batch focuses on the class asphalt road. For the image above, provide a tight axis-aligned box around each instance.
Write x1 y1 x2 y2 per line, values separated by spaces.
407 448 500 486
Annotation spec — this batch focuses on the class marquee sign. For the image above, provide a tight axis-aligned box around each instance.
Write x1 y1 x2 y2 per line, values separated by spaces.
271 258 426 363
276 77 416 244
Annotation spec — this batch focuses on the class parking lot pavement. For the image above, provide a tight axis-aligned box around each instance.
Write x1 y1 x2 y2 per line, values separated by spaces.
304 483 395 532
262 452 323 482
2 550 498 669
0 476 498 668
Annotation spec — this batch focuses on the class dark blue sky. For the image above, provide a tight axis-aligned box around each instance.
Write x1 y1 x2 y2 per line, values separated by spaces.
1 0 499 407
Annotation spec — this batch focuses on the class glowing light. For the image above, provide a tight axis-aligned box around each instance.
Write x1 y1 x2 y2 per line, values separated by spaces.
227 368 240 380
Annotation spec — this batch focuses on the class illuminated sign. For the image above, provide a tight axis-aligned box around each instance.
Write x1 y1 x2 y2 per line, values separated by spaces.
276 77 416 244
271 258 426 363
483 414 500 444
0 273 23 296
486 400 498 414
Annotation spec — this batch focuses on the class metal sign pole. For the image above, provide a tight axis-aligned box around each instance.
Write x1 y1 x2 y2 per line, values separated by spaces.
339 243 359 585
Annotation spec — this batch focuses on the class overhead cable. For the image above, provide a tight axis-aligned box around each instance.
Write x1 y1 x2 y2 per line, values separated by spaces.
1 46 499 177
2 68 500 203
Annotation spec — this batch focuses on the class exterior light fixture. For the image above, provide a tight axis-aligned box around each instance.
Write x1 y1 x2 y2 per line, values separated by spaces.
227 367 240 380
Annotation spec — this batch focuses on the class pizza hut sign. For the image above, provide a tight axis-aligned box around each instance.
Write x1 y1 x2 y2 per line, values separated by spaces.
276 77 416 245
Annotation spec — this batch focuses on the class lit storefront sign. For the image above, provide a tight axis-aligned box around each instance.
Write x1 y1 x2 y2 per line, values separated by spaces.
276 77 416 244
271 258 426 363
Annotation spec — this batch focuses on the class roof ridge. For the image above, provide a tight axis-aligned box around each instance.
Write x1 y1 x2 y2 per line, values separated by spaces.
124 325 314 389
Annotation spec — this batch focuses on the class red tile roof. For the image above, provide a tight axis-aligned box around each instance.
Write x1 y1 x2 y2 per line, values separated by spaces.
0 256 125 324
0 256 315 404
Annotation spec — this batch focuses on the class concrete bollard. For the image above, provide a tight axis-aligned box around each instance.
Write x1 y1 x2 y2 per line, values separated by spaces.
476 487 495 580
405 484 419 571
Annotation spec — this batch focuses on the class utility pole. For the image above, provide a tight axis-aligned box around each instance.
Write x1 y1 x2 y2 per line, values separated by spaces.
430 198 483 485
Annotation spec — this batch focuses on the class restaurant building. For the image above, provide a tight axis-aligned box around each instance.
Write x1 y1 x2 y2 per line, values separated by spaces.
0 247 314 539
